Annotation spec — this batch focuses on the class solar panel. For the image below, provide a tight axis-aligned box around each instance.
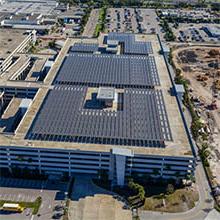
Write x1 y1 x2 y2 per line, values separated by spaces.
69 43 99 53
107 33 153 55
27 85 172 147
54 53 160 88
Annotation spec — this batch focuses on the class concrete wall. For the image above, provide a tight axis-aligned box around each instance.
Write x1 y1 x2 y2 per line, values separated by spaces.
0 146 195 183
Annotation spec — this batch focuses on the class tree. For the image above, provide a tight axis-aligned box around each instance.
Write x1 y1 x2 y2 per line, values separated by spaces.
128 178 145 201
48 40 56 48
199 143 210 167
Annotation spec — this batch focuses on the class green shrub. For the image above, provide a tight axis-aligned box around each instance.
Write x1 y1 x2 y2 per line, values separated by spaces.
128 179 145 202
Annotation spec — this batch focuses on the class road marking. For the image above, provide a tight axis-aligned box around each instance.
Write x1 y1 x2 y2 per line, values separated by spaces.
8 194 12 200
11 194 15 201
31 215 35 220
26 195 30 202
20 194 24 201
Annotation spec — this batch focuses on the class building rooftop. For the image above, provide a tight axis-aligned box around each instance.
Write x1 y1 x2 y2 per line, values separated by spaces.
175 84 185 94
205 26 220 36
97 87 115 100
19 99 32 109
26 86 172 147
0 34 193 158
0 0 57 15
69 43 99 53
106 33 153 55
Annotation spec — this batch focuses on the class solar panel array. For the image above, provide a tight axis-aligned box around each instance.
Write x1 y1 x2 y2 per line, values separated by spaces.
27 33 173 148
107 33 153 55
54 53 160 88
69 43 99 53
27 86 172 147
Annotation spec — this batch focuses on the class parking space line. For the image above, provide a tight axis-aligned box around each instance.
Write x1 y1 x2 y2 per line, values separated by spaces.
18 194 22 201
12 194 16 201
10 194 14 201
21 194 26 201
1 194 6 200
7 194 12 201
26 195 30 202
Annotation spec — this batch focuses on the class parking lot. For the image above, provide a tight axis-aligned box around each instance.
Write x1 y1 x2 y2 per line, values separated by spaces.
105 8 163 39
136 9 161 34
105 8 138 33
172 23 220 43
0 177 68 220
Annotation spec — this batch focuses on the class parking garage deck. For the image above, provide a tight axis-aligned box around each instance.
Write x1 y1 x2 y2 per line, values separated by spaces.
54 53 160 88
0 34 192 158
26 85 172 147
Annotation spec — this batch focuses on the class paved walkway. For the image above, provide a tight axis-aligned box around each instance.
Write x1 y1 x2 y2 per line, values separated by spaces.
69 176 132 220
204 209 220 220
71 175 112 201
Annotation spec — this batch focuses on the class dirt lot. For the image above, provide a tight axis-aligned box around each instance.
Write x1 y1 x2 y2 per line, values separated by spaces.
0 29 26 59
143 188 199 213
173 46 220 185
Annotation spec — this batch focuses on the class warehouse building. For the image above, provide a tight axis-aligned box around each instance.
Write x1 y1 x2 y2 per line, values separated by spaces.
0 34 195 186
203 26 220 38
0 13 42 27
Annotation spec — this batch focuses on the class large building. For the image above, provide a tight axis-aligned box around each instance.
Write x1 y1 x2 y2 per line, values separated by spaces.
0 33 195 186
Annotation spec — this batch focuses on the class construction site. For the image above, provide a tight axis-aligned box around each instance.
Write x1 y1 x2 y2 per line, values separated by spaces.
173 46 220 189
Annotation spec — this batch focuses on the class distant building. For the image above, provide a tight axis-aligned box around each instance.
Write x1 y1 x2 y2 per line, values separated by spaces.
0 13 42 27
203 26 220 38
174 84 185 101
57 10 84 24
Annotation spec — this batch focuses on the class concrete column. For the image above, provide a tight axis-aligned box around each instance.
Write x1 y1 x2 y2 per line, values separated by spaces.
108 152 115 181
112 148 134 186
115 154 126 186
38 149 41 174
68 152 71 176
6 148 12 173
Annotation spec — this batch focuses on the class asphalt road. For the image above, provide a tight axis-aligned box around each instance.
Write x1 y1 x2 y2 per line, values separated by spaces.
82 9 100 38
